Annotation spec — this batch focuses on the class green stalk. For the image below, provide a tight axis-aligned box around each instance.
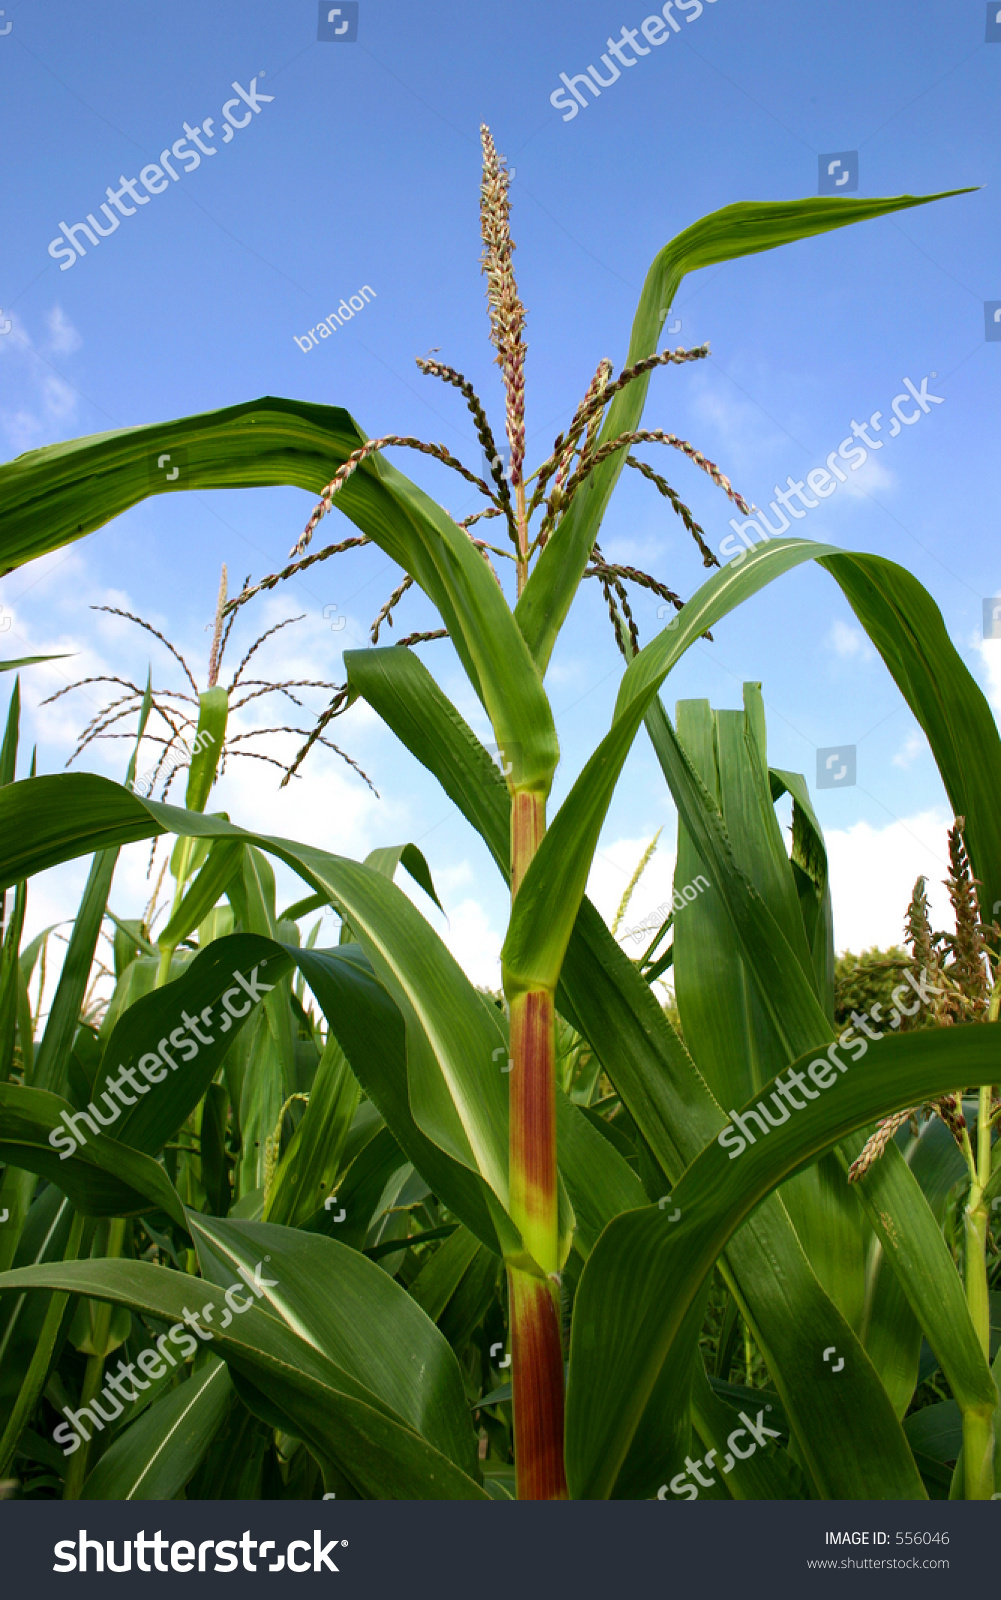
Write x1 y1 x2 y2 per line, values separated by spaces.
957 989 1001 1499
156 836 192 987
0 1210 85 1480
506 789 567 1500
62 1216 126 1499
154 684 228 986
155 944 175 988
959 1080 996 1499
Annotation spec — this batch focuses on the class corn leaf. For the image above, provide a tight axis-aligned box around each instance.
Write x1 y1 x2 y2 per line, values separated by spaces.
0 1255 488 1499
0 398 558 797
517 189 973 673
341 638 903 1501
0 1083 186 1222
188 1215 480 1478
80 1357 232 1500
0 777 515 1215
567 1022 1001 1499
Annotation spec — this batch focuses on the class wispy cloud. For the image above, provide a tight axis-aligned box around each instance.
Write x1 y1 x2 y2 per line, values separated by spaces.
891 728 927 769
826 618 873 661
976 634 1001 718
45 306 82 356
0 308 82 452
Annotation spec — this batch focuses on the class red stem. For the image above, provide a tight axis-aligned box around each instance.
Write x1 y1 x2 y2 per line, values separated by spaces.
506 788 566 1497
508 1268 568 1500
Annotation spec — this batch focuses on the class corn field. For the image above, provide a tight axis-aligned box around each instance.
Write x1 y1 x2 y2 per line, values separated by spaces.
0 129 997 1508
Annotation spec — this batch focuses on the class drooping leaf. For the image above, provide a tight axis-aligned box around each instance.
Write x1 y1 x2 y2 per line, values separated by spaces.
291 946 506 1256
0 1082 186 1222
0 781 515 1220
818 549 1001 938
80 1356 233 1500
90 932 292 1157
0 1255 489 1499
188 1215 481 1479
517 189 973 672
0 397 559 798
281 839 444 926
362 843 445 916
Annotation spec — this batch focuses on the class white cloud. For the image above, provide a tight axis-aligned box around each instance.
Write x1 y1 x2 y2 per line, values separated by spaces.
430 896 503 991
977 638 1001 716
433 859 474 898
3 409 47 455
826 618 872 661
891 728 927 769
826 809 954 954
45 306 82 355
836 455 896 500
586 831 678 942
41 374 77 419
587 807 959 979
688 374 786 474
0 309 80 452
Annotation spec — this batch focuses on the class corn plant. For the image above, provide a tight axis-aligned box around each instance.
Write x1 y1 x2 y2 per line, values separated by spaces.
0 134 996 1500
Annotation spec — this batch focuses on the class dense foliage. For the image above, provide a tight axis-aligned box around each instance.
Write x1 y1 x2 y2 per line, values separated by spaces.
0 138 996 1502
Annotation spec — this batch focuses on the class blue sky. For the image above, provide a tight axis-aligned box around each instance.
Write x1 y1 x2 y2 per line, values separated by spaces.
1 0 998 985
